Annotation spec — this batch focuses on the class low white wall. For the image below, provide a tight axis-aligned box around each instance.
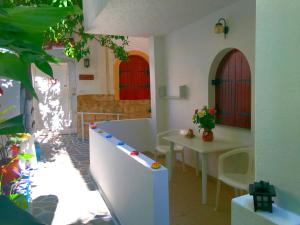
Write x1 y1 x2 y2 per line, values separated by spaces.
232 195 300 225
98 118 155 152
89 120 169 225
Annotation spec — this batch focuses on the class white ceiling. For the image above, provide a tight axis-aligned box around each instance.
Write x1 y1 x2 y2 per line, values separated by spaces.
84 0 241 37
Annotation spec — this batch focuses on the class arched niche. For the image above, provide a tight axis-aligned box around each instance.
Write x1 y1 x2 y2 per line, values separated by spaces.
208 48 234 107
208 48 252 129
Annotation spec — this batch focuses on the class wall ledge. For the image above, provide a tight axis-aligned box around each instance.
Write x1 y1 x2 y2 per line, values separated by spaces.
232 195 300 225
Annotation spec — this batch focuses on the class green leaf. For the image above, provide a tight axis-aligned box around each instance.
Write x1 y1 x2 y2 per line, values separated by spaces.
0 38 14 46
0 114 25 135
9 193 22 201
10 193 28 209
0 5 80 96
0 21 23 32
35 61 53 76
1 6 81 35
18 153 33 160
0 8 8 16
0 52 37 98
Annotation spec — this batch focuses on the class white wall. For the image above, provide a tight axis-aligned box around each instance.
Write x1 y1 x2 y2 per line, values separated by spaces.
149 37 168 135
255 0 300 215
83 0 109 31
158 0 255 177
126 37 149 53
76 40 107 95
34 50 77 133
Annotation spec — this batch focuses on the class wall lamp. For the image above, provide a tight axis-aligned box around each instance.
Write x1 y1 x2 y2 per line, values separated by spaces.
84 58 90 68
214 18 229 39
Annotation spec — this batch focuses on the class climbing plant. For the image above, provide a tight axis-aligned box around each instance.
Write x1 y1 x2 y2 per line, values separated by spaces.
2 0 129 61
0 0 128 133
0 5 79 133
0 5 80 97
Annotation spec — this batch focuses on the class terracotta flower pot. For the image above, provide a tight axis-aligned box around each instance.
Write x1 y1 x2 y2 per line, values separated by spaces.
202 129 214 142
0 158 20 186
11 144 19 157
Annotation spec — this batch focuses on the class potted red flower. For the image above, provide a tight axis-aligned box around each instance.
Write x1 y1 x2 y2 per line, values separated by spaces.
192 106 216 141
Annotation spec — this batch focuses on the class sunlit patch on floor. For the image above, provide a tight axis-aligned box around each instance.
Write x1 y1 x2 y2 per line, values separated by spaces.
30 134 115 225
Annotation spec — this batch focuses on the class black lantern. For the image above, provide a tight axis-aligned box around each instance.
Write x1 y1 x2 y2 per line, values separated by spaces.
249 180 276 213
84 58 90 68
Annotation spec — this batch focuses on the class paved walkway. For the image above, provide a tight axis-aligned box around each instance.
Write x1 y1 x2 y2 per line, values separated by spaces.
30 134 116 225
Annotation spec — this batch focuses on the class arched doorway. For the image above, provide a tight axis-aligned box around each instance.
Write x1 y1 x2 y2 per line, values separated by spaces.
214 49 251 128
114 50 150 100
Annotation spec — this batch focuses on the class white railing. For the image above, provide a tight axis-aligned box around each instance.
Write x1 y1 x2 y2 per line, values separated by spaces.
78 112 123 141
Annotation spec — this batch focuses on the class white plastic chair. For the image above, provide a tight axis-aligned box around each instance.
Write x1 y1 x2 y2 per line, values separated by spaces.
215 147 254 211
155 129 185 171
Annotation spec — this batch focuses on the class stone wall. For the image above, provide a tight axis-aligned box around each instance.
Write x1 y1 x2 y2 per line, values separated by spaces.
77 94 151 138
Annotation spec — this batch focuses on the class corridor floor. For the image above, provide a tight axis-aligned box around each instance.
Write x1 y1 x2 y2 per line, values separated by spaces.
30 134 115 225
30 134 234 225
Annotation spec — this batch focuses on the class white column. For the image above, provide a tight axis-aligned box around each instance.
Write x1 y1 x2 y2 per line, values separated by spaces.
255 0 300 215
149 36 168 136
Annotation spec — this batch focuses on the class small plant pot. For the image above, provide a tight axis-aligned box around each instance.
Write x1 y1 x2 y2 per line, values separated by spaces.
202 129 214 142
0 158 20 186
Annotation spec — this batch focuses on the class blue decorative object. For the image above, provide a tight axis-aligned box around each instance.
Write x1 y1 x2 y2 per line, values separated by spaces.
105 134 112 138
34 142 41 162
117 141 125 146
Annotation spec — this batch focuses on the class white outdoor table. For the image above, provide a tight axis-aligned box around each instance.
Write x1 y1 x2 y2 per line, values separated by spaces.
163 134 245 204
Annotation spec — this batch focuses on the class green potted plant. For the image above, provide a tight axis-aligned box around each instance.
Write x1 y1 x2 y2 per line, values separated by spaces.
192 106 216 141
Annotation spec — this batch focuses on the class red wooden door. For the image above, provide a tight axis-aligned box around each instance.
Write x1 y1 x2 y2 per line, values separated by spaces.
119 55 150 100
215 49 251 128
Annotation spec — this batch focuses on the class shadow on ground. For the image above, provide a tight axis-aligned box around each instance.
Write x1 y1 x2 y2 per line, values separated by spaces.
31 195 58 225
69 214 115 225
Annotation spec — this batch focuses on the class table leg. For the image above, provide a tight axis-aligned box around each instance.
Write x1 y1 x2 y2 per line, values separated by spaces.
200 153 208 204
167 142 174 181
195 152 199 176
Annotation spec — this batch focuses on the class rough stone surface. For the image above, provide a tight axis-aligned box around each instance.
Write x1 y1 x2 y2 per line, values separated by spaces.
30 134 116 225
77 94 151 139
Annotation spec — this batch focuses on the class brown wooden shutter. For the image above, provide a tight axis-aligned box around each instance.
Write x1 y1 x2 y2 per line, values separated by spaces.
215 49 251 129
235 51 251 128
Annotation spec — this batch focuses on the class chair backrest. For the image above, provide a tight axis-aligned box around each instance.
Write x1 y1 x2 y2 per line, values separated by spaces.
219 146 254 183
156 129 181 146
